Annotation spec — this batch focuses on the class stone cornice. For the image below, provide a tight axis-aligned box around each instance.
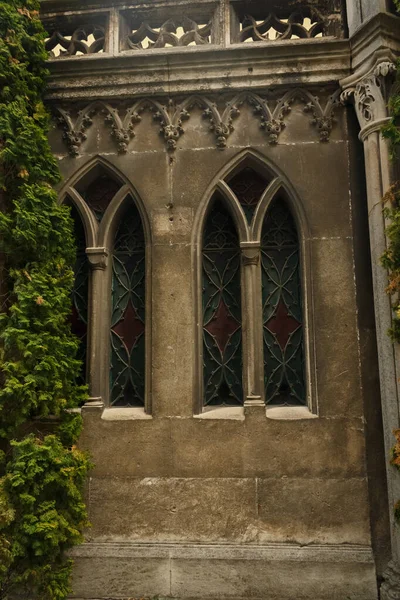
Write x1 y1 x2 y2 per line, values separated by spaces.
45 38 350 101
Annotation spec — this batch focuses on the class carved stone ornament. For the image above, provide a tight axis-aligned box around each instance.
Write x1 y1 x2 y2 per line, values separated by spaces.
241 247 260 267
52 88 342 156
340 61 397 132
86 247 108 270
381 560 400 600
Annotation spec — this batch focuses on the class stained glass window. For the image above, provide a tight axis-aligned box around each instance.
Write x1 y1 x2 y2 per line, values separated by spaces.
70 204 89 384
110 198 145 406
261 198 305 405
228 167 269 223
202 197 243 406
81 174 121 222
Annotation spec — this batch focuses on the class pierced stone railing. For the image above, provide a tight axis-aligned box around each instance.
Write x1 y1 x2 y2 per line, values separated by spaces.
45 25 106 57
40 1 346 60
126 17 212 50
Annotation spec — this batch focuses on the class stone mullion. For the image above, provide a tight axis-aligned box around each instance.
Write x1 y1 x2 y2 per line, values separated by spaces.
241 242 264 407
83 247 109 411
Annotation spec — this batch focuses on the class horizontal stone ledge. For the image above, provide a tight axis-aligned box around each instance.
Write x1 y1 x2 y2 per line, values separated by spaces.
44 41 351 101
70 541 374 564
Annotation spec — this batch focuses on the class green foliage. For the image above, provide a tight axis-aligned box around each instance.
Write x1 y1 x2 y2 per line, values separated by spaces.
381 0 400 344
0 1 90 598
0 435 91 600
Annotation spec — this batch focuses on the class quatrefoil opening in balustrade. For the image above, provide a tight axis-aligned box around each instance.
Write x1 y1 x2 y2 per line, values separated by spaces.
45 24 106 57
239 8 326 43
127 17 212 50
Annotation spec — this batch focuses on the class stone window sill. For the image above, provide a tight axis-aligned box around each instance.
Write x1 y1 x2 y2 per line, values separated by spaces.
101 407 152 421
266 406 317 421
194 406 245 421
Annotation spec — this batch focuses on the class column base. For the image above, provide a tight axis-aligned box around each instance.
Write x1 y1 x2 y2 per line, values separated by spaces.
381 560 400 600
82 397 104 413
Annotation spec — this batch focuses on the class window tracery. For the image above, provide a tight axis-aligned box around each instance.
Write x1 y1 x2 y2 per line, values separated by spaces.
198 162 308 411
261 198 305 405
110 200 146 407
228 167 270 223
202 198 243 406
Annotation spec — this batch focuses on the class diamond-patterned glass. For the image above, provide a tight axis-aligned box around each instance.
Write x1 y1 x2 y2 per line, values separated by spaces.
262 198 305 405
110 199 145 406
203 197 243 406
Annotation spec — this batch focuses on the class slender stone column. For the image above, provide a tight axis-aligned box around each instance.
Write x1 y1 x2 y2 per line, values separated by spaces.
241 242 264 408
83 247 109 411
341 58 400 597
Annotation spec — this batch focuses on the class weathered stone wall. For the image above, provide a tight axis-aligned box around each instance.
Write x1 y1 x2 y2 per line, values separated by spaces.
49 97 378 598
39 0 400 597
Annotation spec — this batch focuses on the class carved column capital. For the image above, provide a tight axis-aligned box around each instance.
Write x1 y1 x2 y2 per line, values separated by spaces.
86 247 109 270
241 243 260 266
340 56 396 139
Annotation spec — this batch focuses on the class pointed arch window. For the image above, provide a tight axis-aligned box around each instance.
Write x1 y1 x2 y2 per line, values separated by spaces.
198 161 310 413
110 198 146 407
261 197 305 405
75 164 123 222
228 167 270 224
202 196 243 406
69 204 89 384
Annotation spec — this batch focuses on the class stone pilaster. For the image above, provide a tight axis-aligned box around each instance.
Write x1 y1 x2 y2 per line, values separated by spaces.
341 55 400 598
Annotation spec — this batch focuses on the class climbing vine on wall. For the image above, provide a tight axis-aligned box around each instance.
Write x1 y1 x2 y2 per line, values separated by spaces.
382 0 400 519
0 1 90 599
381 0 400 342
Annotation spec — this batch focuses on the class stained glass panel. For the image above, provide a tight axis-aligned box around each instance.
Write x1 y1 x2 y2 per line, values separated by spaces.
228 167 269 224
203 197 243 406
81 175 121 222
261 198 305 405
110 199 145 406
70 204 88 384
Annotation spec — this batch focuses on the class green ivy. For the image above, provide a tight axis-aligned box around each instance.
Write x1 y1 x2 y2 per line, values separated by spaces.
0 2 90 599
381 0 400 342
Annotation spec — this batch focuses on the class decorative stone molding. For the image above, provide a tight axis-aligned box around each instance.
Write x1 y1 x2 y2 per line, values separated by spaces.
237 8 327 43
52 88 342 156
241 247 260 266
126 17 212 50
86 247 109 270
54 107 96 156
340 60 397 136
45 25 106 57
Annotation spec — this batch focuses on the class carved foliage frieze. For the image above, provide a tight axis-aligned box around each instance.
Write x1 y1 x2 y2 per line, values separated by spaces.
52 89 342 156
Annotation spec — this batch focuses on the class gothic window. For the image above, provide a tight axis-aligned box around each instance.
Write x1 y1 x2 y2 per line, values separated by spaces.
70 204 89 384
261 198 305 405
110 198 146 407
74 164 122 222
228 167 270 223
202 196 243 406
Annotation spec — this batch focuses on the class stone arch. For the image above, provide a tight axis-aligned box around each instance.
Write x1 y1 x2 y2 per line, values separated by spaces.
192 149 316 414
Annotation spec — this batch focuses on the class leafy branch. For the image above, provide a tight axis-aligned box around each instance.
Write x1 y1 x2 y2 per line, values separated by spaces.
0 1 90 598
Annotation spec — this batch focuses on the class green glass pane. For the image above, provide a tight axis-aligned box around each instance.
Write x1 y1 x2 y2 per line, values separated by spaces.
203 198 243 406
110 200 145 407
262 198 305 406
